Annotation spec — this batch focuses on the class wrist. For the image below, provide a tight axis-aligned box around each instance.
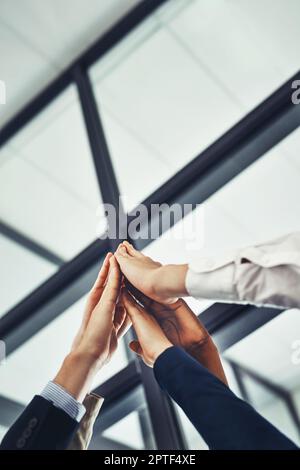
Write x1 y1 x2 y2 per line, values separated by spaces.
54 350 100 402
152 340 173 364
154 264 188 301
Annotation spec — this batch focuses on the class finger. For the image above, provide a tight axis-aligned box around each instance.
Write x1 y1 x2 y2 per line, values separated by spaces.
125 283 155 311
122 241 144 258
121 289 146 326
115 243 131 259
79 253 113 333
100 256 121 313
117 313 132 339
129 340 143 356
92 252 112 290
121 290 165 342
113 305 126 330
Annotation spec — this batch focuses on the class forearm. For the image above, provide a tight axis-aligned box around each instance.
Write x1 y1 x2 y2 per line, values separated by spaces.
153 264 189 300
54 351 98 403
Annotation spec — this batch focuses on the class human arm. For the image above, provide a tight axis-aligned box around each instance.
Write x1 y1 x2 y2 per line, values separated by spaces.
115 233 300 309
121 291 298 450
0 254 130 450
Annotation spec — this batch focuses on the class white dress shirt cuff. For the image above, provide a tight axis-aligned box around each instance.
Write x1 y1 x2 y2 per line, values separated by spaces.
40 381 86 422
185 261 236 301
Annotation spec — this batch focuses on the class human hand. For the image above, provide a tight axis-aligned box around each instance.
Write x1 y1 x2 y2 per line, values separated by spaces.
121 289 173 367
123 288 227 384
54 254 131 400
115 241 188 304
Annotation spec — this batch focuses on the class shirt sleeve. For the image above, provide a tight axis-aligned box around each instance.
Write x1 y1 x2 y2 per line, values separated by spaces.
185 232 300 309
40 381 86 423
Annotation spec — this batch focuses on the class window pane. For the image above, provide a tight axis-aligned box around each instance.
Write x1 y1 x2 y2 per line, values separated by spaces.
239 372 299 446
0 425 8 443
90 0 300 210
223 308 300 446
0 234 56 317
102 410 151 450
0 85 101 261
90 385 155 451
209 127 300 245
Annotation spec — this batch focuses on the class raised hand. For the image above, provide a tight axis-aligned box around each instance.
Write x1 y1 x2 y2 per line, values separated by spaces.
122 288 227 384
115 241 188 304
54 254 131 401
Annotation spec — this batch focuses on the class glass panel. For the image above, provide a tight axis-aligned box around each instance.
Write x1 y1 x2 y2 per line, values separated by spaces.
0 84 102 261
0 425 8 443
238 372 299 446
0 234 56 317
102 411 148 450
223 308 300 446
209 127 300 245
176 404 208 450
0 295 128 406
90 385 155 450
90 0 300 210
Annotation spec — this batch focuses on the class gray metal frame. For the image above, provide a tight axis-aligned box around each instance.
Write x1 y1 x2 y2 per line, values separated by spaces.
0 0 300 450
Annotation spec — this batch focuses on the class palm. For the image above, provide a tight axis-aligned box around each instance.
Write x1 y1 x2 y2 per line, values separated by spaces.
130 291 209 350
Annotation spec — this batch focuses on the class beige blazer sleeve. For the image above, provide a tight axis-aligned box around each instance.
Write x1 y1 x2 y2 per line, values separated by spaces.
68 393 104 450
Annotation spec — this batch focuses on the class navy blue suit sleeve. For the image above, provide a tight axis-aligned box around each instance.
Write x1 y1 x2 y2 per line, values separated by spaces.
154 346 298 450
0 395 79 450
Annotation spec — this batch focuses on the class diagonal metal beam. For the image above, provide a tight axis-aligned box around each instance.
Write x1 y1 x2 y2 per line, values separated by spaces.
209 304 284 353
0 72 299 356
0 220 64 266
74 66 125 251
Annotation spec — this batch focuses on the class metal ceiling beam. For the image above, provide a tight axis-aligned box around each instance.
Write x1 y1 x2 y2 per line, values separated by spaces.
210 305 284 352
0 220 64 267
0 71 299 356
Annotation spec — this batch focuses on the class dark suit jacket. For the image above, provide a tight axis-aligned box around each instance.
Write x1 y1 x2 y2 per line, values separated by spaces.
0 395 79 450
154 346 298 450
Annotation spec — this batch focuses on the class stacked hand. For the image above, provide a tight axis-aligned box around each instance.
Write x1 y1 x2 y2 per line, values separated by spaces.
54 253 131 401
116 242 227 385
56 242 227 402
115 241 188 304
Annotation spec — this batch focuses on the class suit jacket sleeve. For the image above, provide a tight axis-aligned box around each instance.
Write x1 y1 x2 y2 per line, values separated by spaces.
0 395 79 450
154 346 298 450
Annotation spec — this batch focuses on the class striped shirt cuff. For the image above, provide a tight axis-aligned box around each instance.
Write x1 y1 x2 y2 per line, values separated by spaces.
40 381 86 422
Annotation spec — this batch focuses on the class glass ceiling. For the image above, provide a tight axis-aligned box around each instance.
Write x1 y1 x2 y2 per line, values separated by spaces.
90 0 300 211
0 0 300 448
